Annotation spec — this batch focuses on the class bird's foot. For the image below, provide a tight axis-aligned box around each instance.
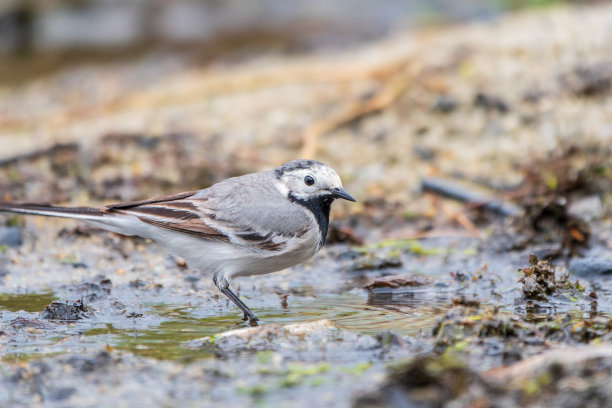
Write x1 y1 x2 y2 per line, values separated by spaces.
214 277 260 326
243 311 259 326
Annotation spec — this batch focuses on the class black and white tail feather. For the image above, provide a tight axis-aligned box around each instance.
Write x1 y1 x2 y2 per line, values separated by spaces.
0 159 355 324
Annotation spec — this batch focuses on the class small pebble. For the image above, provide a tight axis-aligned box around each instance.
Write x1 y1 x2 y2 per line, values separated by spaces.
0 227 22 247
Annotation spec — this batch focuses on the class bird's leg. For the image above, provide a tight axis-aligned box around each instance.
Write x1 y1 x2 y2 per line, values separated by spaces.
213 276 259 325
222 288 259 325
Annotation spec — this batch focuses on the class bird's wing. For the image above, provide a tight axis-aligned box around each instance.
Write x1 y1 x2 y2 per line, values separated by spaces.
103 191 233 243
103 176 310 252
103 191 198 209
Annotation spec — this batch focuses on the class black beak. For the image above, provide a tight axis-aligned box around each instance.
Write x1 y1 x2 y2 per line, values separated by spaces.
331 187 356 202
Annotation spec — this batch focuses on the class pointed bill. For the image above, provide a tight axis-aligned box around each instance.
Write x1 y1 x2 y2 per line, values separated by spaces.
331 187 356 202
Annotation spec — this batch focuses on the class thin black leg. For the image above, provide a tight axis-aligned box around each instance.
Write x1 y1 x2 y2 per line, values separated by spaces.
213 277 259 325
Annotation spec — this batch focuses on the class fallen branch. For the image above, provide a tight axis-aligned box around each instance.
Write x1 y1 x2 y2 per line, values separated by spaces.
422 177 522 217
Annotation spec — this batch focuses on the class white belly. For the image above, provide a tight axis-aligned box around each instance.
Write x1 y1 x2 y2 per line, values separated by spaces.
87 214 320 286
166 232 318 284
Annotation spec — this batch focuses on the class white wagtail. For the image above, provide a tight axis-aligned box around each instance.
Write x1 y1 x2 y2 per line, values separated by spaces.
0 159 355 323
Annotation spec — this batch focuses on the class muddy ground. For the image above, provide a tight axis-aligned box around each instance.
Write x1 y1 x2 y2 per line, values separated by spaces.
2 3 612 407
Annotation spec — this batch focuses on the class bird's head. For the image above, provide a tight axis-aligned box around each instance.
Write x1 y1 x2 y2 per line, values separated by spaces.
274 159 356 204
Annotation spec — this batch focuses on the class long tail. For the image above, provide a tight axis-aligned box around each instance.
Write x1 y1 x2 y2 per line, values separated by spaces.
0 202 105 220
0 202 137 236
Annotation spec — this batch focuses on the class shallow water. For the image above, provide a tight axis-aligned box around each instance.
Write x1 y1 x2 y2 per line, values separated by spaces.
3 239 611 364
0 291 57 312
0 288 450 362
1 245 612 408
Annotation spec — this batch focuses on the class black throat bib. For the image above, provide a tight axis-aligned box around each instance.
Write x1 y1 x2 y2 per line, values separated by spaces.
288 193 334 246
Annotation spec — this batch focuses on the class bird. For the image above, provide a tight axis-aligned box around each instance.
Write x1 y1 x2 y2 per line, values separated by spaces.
0 159 356 324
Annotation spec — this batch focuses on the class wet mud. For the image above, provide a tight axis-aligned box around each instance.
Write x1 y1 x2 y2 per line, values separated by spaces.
2 3 612 407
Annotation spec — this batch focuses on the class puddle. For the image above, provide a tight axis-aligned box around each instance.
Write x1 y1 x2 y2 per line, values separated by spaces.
271 292 449 336
84 308 245 362
0 291 56 312
79 291 449 362
2 268 611 364
0 289 448 362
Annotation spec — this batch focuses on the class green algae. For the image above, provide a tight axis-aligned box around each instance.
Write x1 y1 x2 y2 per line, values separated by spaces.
0 291 57 312
356 238 476 257
84 310 243 362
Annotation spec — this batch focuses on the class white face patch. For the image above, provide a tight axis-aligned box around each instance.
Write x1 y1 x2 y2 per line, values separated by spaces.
289 190 328 201
274 180 290 197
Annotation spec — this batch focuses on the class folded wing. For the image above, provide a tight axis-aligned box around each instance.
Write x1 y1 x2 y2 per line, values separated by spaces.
103 191 297 252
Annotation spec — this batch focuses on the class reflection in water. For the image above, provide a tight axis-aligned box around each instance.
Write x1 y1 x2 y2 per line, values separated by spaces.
0 287 453 361
81 289 453 361
258 291 452 337
520 300 556 323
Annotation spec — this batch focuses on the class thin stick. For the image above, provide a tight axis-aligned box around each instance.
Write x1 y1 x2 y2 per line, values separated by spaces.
300 63 420 158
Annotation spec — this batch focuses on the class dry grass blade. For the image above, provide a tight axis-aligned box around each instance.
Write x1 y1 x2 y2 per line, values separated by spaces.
441 204 482 238
300 63 421 158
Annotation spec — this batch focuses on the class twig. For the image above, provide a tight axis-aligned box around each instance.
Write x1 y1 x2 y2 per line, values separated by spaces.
0 143 79 167
441 205 482 238
300 63 420 158
53 336 74 346
382 230 481 240
422 177 522 217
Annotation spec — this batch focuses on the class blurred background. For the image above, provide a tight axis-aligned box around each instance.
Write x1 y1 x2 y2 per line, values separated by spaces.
2 3 612 407
0 0 584 58
0 0 610 235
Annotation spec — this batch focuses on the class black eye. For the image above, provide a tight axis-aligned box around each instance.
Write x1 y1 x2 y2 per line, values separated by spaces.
304 175 315 186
